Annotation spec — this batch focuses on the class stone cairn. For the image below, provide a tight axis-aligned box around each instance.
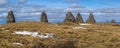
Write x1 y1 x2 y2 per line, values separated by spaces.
64 11 76 22
6 11 15 23
76 13 84 23
111 19 116 23
40 11 48 23
86 13 96 23
4 11 101 24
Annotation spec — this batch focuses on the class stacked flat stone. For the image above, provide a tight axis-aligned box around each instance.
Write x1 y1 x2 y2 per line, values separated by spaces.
111 19 116 23
86 13 96 23
76 13 84 23
64 11 75 22
6 11 15 23
40 11 48 23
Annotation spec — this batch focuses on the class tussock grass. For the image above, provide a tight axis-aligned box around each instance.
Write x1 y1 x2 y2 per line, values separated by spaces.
0 22 120 48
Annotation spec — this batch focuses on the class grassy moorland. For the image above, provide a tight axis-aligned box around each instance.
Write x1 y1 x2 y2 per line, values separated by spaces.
0 22 120 48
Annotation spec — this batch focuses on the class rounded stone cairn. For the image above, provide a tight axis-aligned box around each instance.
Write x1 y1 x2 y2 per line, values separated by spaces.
6 11 15 23
111 19 116 23
75 13 84 23
40 11 48 23
64 11 76 22
86 13 96 23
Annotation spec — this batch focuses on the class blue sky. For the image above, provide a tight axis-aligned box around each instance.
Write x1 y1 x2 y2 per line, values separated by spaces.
0 0 120 24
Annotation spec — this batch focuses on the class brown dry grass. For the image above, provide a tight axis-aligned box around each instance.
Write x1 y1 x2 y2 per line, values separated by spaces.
0 22 120 48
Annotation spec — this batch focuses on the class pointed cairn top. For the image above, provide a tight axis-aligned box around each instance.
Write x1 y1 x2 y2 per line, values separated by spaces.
64 11 76 22
111 19 116 23
86 13 96 23
40 11 48 23
6 11 15 23
76 13 84 23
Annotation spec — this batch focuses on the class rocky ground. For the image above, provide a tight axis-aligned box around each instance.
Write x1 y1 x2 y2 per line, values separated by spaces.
0 22 120 48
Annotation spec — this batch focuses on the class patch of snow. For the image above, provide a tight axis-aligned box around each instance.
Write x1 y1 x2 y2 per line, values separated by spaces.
13 31 54 39
38 33 54 39
13 42 23 46
80 23 91 26
14 31 38 35
73 26 87 29
31 32 38 37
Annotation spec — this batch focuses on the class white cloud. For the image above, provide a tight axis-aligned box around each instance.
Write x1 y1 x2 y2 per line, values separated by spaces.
69 4 85 8
18 0 27 3
0 8 8 12
0 13 7 17
15 12 41 17
96 8 120 13
0 0 8 5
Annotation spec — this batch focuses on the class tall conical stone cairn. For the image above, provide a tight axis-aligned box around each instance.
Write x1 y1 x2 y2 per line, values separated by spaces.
86 13 96 23
64 11 75 22
111 19 116 23
6 11 15 23
40 11 48 23
76 13 84 23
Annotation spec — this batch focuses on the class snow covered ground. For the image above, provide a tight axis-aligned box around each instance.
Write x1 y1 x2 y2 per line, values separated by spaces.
13 31 54 39
13 42 23 46
72 26 87 29
38 33 54 39
80 23 91 26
